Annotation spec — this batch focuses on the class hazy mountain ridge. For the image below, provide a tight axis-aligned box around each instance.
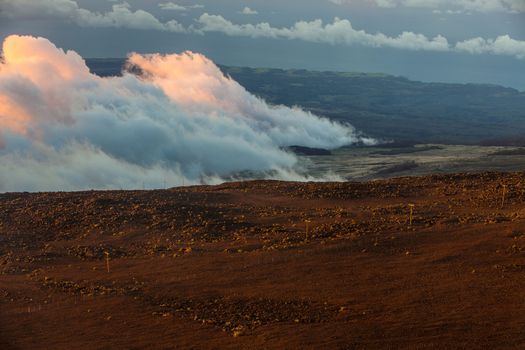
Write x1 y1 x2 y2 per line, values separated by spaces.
86 59 525 145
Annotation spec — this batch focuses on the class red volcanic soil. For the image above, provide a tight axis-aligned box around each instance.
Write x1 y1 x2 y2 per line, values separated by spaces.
1 173 525 349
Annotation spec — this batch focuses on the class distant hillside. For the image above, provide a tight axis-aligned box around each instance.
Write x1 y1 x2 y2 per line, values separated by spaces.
86 59 525 145
86 58 126 77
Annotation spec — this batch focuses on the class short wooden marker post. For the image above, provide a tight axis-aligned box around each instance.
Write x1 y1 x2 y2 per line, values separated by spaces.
305 220 311 242
501 184 507 209
408 204 415 227
104 251 110 273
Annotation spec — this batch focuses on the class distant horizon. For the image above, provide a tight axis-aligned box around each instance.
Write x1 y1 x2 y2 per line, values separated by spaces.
83 56 525 92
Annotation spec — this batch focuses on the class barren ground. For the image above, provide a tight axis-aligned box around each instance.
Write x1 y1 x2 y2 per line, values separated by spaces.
2 173 525 349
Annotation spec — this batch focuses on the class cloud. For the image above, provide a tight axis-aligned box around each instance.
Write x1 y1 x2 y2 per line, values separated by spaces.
456 35 525 59
0 35 367 191
195 14 450 51
364 0 525 13
402 0 441 8
195 13 525 59
373 0 398 7
330 0 396 7
3 1 524 60
239 7 258 15
158 2 204 11
159 2 188 11
0 0 186 32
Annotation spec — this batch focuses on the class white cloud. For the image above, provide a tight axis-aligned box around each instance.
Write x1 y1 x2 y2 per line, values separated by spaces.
240 6 258 15
0 0 186 32
509 0 525 11
330 0 396 6
159 2 188 11
375 0 398 7
195 13 525 59
361 0 525 13
457 0 511 12
158 2 204 11
456 35 525 59
402 0 441 7
0 35 365 191
2 0 525 60
195 14 450 51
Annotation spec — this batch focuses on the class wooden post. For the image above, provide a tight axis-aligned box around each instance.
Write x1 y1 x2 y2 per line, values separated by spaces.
104 251 110 273
305 220 311 242
501 184 507 209
408 204 415 226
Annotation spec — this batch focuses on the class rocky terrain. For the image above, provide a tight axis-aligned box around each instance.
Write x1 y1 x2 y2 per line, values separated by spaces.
2 173 525 348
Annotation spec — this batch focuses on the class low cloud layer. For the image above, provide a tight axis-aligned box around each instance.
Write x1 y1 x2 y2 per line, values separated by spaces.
0 35 367 191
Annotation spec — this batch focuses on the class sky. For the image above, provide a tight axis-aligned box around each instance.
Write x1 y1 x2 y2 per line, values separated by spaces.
0 0 524 191
1 0 525 89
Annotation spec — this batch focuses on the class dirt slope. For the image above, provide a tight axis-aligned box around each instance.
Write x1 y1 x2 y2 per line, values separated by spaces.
1 173 525 349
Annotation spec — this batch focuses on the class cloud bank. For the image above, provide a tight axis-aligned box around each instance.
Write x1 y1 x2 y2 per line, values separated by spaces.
195 13 525 60
0 0 186 32
195 14 450 52
0 35 367 191
364 0 525 13
158 2 204 12
2 1 524 60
